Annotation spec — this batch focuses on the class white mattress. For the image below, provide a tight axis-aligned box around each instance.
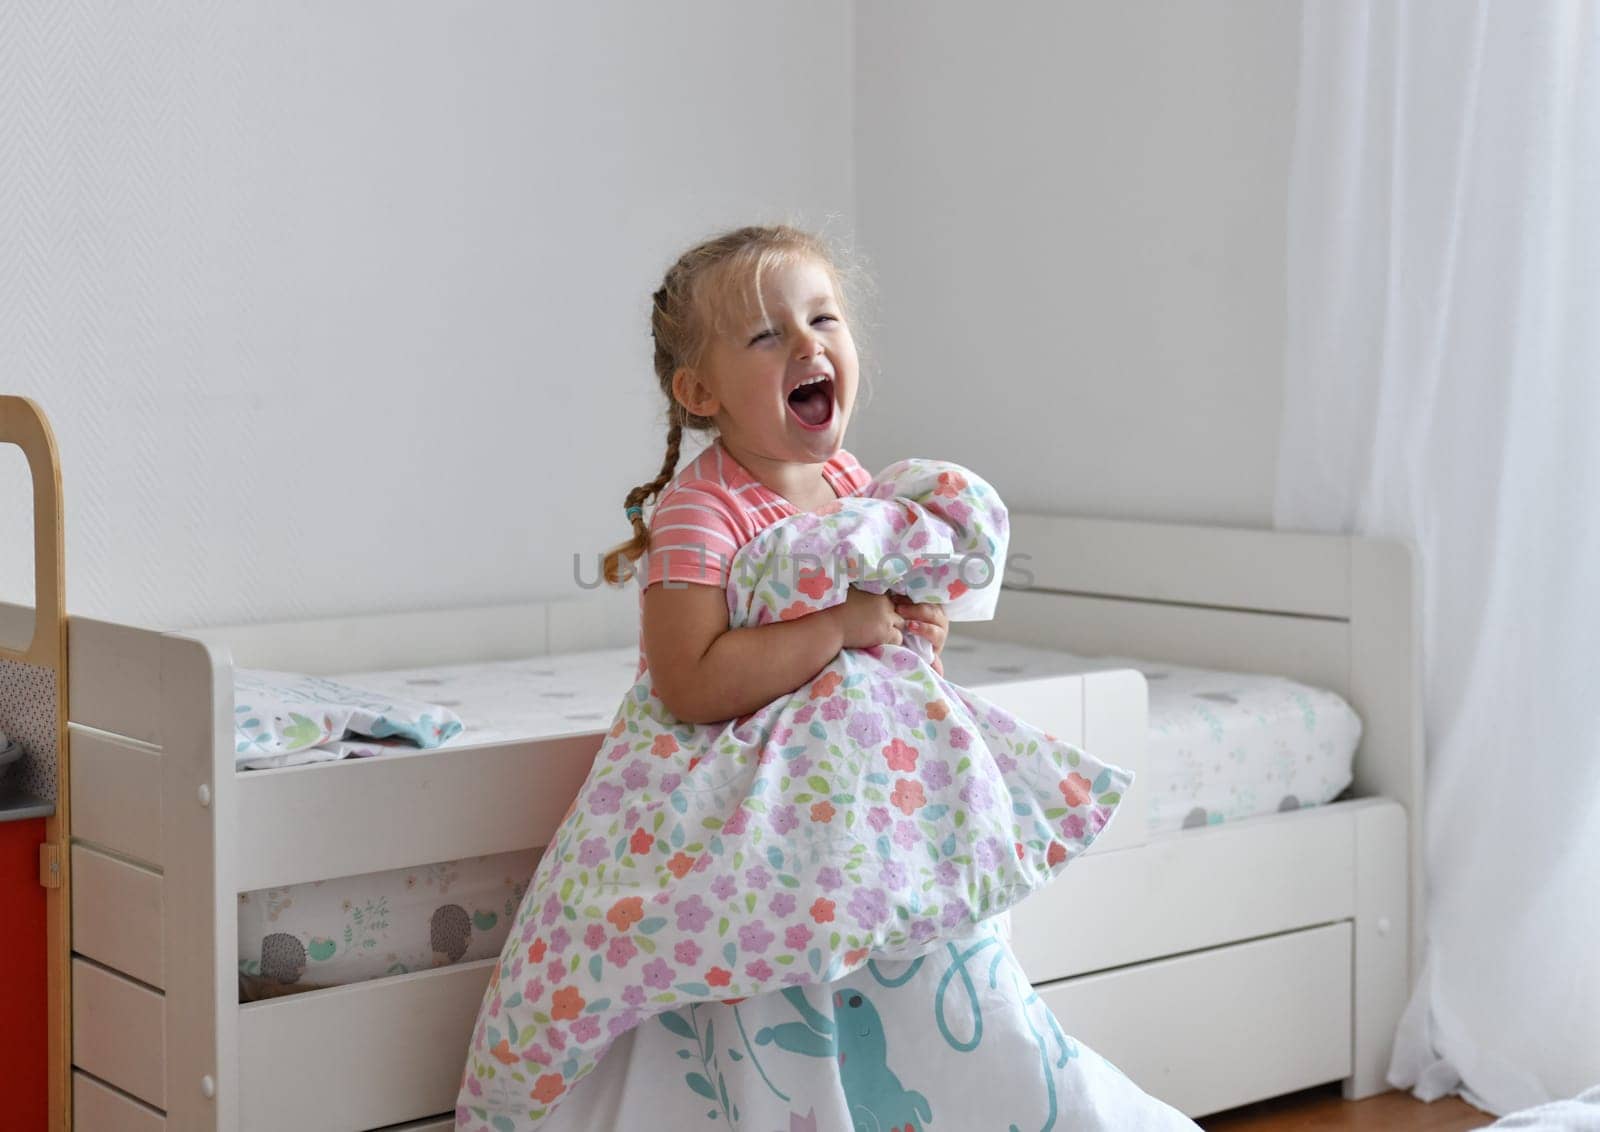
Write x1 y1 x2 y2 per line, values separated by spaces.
329 648 643 747
237 636 1362 997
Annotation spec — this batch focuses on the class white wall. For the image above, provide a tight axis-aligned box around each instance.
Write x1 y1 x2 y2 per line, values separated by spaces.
0 1 854 627
852 0 1299 527
1 1 1299 628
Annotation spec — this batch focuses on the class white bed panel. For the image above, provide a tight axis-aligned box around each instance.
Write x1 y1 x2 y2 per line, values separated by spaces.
1040 922 1353 1118
160 633 236 1131
190 603 544 674
375 1120 453 1132
67 616 164 744
545 587 644 654
1349 538 1426 982
70 727 165 867
965 588 1354 703
188 596 637 678
1010 799 1369 984
72 958 166 1110
72 844 165 989
74 1071 166 1132
1007 513 1353 618
1081 667 1148 851
233 732 604 892
237 958 493 1132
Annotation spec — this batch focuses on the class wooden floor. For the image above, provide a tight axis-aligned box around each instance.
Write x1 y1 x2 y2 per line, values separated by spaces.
1201 1084 1495 1130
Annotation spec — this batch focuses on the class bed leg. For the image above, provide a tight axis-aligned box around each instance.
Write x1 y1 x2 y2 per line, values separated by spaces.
1343 800 1409 1100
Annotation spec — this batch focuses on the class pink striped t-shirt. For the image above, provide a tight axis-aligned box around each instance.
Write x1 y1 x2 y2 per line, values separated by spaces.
632 437 873 679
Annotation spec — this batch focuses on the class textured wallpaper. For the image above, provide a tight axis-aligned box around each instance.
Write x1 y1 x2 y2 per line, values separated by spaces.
0 1 855 629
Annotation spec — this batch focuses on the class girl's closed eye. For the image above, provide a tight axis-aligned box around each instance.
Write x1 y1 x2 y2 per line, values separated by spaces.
747 314 841 347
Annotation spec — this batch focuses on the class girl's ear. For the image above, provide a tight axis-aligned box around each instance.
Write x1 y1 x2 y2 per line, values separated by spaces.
672 367 719 418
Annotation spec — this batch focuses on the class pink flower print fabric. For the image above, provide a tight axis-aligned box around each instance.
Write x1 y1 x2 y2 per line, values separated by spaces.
457 459 1134 1130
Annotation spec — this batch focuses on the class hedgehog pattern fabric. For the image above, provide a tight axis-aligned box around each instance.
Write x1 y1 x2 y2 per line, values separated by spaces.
456 460 1161 1131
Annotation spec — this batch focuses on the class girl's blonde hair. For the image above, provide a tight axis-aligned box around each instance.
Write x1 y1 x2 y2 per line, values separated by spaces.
600 223 866 587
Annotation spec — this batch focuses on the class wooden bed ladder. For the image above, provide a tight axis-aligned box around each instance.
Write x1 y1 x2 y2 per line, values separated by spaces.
0 395 70 1131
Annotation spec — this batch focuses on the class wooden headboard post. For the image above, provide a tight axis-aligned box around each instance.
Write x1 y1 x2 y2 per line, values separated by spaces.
0 395 70 1131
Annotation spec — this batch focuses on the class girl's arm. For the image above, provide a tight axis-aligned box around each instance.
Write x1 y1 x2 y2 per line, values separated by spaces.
642 580 902 725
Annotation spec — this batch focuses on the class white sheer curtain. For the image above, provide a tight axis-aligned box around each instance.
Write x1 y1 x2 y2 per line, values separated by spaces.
1276 0 1600 1116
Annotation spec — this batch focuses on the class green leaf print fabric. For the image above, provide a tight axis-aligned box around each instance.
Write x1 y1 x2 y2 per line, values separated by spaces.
233 669 464 769
457 459 1134 1130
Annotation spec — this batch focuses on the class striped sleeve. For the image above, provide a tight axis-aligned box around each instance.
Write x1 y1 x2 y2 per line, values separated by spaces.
643 482 742 590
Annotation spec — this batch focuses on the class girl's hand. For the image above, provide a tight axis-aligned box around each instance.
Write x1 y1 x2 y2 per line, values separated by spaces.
891 595 950 676
831 587 906 650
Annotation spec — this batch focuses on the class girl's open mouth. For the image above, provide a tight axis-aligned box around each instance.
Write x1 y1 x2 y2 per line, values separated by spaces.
786 377 835 431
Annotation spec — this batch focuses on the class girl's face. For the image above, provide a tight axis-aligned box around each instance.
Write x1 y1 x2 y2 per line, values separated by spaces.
675 256 858 467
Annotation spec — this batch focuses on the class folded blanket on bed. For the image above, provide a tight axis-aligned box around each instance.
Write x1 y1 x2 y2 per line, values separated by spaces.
233 670 464 770
457 459 1135 1130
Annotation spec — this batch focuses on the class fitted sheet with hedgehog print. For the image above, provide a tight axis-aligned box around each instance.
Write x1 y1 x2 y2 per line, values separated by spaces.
937 635 1364 835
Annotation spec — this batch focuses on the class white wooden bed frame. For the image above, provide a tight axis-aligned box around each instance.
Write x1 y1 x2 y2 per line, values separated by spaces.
40 514 1420 1131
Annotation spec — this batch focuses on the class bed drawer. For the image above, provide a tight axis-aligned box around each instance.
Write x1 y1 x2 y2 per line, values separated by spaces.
237 958 492 1132
72 843 165 988
74 1071 165 1131
1012 803 1356 984
73 958 166 1110
1038 921 1353 1118
70 726 165 867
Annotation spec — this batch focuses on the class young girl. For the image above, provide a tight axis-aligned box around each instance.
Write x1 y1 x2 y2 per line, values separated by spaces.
458 225 1191 1132
601 224 951 718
